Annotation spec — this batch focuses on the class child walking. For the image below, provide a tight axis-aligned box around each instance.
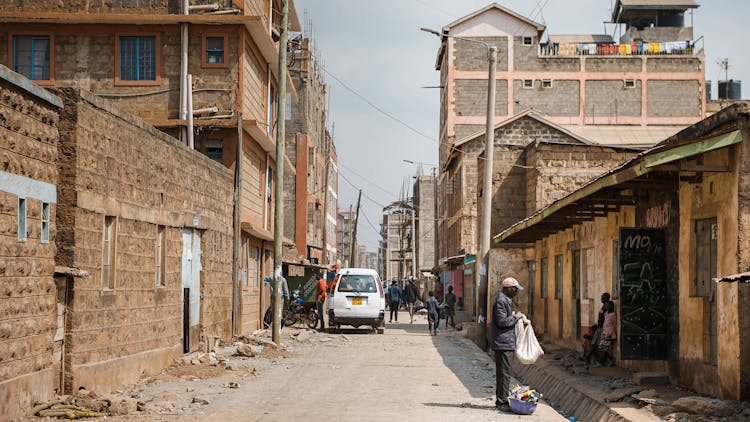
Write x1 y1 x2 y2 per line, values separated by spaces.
425 291 440 336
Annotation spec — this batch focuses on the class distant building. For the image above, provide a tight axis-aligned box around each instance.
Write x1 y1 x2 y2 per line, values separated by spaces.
337 210 355 267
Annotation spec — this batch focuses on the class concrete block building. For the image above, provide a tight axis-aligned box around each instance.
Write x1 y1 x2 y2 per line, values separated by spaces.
0 0 305 335
495 103 750 401
0 65 62 421
431 2 705 319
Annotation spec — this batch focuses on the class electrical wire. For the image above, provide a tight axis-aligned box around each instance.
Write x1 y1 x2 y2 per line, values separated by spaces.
338 170 388 209
338 162 397 198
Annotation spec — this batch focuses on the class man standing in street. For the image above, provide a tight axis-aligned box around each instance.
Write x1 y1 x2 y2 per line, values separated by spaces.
492 277 524 412
316 272 327 332
388 280 401 323
405 277 420 324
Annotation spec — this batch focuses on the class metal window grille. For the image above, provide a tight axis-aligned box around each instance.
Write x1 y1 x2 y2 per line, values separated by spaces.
205 36 225 64
13 35 50 80
102 216 117 289
119 36 156 81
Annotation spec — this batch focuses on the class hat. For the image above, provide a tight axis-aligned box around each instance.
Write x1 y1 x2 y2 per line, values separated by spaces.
502 277 524 290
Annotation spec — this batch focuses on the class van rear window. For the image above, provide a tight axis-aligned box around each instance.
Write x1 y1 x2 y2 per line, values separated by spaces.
337 275 378 293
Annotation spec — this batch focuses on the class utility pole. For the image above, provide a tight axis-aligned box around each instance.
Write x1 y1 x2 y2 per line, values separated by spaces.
349 190 362 267
410 206 416 280
321 137 331 266
478 46 498 342
231 112 243 336
272 0 288 345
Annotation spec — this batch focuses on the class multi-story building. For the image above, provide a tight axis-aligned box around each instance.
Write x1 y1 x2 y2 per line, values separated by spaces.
412 172 437 292
0 0 303 335
431 2 705 318
337 209 355 267
380 201 414 282
284 35 337 266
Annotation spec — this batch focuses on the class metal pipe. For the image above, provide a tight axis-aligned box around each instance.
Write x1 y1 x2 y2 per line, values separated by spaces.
188 4 220 11
205 9 241 15
193 106 219 115
187 74 195 149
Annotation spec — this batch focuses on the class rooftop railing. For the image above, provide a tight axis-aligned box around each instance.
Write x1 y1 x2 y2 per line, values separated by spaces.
539 38 703 57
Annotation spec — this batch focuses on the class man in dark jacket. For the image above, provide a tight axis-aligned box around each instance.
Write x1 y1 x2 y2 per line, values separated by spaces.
492 277 524 412
405 277 421 324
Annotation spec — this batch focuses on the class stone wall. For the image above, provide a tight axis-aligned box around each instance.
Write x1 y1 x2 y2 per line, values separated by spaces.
514 39 580 72
0 66 61 421
739 121 750 400
454 37 508 72
54 88 233 393
585 58 642 73
647 57 702 73
0 0 176 13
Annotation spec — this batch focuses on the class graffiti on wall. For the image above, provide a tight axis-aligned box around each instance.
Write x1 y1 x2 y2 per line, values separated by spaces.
619 228 668 360
645 202 670 228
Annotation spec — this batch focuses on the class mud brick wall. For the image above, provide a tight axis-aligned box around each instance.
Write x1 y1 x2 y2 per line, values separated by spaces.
0 68 61 417
53 88 233 390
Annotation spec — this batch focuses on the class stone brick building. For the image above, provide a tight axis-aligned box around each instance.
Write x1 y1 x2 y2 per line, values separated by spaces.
0 0 305 335
337 209 355 268
431 2 705 321
284 35 338 266
53 88 234 395
0 65 62 421
495 103 750 401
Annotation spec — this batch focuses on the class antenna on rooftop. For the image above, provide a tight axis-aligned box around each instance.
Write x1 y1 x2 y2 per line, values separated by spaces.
717 58 730 81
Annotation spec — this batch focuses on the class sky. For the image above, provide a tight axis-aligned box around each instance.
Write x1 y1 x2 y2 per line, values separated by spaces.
293 0 750 251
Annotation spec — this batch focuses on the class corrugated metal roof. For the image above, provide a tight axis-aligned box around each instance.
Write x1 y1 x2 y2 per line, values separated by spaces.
619 0 699 7
560 125 685 148
549 34 613 44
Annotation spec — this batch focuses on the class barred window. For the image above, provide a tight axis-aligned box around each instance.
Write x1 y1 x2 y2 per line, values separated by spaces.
118 36 157 81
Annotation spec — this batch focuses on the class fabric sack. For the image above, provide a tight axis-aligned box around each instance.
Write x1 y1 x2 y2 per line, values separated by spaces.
515 317 544 364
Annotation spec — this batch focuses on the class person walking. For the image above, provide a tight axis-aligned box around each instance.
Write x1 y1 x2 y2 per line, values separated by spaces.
405 277 421 324
388 280 401 323
425 290 440 336
444 285 457 329
316 272 327 332
492 277 524 412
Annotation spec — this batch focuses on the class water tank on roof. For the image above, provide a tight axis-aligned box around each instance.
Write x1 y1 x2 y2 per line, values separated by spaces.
657 10 685 27
718 80 742 100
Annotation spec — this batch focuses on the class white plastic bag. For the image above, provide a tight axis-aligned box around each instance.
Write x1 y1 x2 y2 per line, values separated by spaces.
515 317 544 364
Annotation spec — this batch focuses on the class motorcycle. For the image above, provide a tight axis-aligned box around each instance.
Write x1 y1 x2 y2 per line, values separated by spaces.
283 290 319 329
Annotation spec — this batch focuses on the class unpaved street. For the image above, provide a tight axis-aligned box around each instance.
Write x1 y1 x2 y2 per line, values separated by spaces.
111 312 565 421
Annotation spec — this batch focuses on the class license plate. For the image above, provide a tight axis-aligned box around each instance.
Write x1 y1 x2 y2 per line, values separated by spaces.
352 297 363 305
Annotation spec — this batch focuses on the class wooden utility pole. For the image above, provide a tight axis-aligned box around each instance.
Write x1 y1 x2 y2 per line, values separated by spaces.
349 190 362 267
272 0 288 345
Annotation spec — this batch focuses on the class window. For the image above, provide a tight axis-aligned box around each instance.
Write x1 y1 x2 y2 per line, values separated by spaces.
17 198 27 242
522 79 534 89
102 216 117 289
268 83 276 135
116 34 159 85
156 225 166 287
624 79 636 88
253 247 260 287
337 274 377 293
541 79 553 89
41 202 50 243
523 36 533 46
202 34 227 68
554 254 563 299
205 139 223 162
12 35 52 82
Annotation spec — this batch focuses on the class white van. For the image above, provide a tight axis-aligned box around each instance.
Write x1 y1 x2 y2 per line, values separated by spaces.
327 268 385 333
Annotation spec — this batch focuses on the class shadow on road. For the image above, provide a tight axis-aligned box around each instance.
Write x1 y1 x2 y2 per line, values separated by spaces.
430 330 496 399
422 402 497 410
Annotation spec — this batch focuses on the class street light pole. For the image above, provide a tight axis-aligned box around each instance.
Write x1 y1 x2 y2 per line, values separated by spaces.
421 28 497 326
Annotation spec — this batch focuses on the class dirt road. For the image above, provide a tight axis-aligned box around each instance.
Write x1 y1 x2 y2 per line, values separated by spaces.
105 312 565 421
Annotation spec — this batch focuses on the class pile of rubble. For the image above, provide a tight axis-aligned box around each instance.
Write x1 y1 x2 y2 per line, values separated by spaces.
30 389 143 419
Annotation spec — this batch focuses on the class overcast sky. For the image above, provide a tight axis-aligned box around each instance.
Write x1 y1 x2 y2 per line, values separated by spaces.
293 0 750 252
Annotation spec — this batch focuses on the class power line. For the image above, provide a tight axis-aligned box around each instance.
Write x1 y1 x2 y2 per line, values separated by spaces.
314 59 437 143
338 169 388 209
338 162 396 198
